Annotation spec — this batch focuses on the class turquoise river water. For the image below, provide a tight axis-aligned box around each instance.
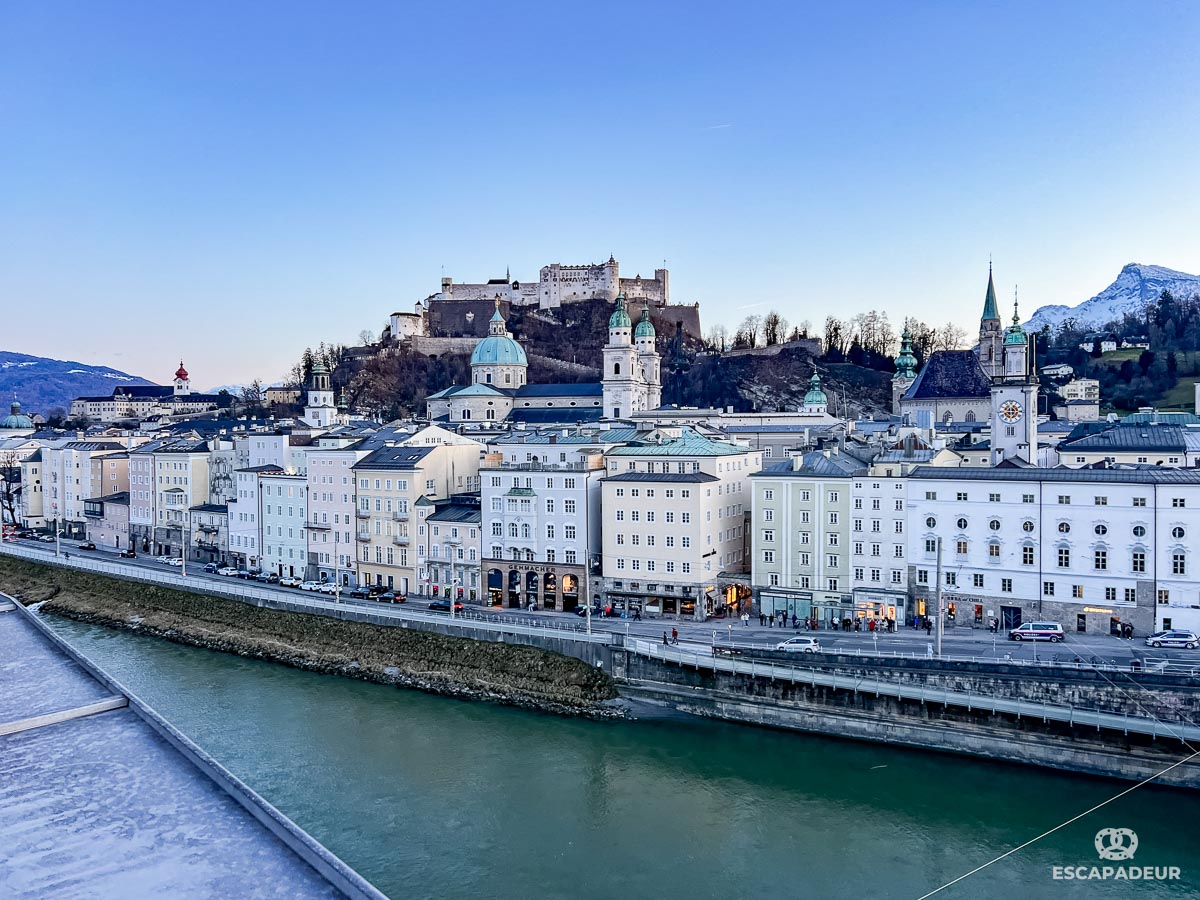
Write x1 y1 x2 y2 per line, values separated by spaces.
44 617 1200 899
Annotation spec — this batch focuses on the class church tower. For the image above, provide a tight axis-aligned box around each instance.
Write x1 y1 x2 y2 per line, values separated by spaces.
634 306 661 411
602 294 642 419
978 263 1004 379
304 360 336 428
891 330 917 414
989 293 1039 465
172 361 191 396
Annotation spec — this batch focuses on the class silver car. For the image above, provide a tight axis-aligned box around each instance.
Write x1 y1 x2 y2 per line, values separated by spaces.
1145 630 1199 649
776 636 821 653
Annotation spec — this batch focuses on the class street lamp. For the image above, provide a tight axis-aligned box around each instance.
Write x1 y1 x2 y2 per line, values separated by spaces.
445 537 461 619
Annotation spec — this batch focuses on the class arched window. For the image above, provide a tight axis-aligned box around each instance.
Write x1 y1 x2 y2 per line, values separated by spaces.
486 373 492 384
942 410 953 424
614 362 621 375
505 373 511 384
965 410 977 422
508 523 518 538
521 523 531 539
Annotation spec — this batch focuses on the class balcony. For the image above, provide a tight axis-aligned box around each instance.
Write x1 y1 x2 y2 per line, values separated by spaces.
196 523 219 533
355 510 370 519
356 531 371 542
392 510 409 521
481 460 597 473
307 521 331 531
392 534 409 546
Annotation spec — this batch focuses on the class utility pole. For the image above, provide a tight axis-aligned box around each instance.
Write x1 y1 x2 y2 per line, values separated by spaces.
934 536 944 658
181 512 187 577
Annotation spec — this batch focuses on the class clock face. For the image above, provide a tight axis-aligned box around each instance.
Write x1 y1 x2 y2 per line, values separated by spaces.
1000 400 1023 422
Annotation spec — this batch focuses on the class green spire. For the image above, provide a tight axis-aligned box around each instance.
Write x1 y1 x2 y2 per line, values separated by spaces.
894 329 917 379
981 262 1000 322
609 293 632 329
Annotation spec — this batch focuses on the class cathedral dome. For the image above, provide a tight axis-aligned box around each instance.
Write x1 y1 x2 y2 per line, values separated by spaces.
175 361 189 380
471 333 528 366
803 374 828 406
1 399 33 430
634 307 656 339
609 294 632 329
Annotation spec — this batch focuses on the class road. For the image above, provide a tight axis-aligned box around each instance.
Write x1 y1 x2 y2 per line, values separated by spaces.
9 537 1198 668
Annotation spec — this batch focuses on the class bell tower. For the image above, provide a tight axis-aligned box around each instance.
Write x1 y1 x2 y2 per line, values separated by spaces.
990 291 1039 465
978 263 1004 379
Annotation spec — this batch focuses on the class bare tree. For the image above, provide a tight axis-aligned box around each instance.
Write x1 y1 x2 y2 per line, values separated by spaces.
239 380 265 416
934 322 969 352
0 450 20 526
763 310 789 346
739 314 763 349
823 316 847 356
705 324 729 352
359 328 376 346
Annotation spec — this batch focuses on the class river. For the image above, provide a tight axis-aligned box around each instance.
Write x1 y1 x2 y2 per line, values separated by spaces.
43 617 1200 899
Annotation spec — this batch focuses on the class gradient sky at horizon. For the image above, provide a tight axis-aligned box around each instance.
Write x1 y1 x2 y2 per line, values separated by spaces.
3 1 1199 386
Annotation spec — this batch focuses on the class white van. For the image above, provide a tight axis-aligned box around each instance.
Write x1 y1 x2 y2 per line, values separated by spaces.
1008 621 1065 642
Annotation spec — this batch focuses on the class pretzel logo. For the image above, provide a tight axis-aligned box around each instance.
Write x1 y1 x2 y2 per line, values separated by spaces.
1094 827 1138 861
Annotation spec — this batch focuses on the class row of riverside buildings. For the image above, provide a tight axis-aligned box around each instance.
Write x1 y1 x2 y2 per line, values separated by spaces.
7 267 1200 634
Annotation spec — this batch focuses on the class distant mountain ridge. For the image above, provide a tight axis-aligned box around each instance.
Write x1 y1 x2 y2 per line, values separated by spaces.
0 350 154 416
1025 263 1200 333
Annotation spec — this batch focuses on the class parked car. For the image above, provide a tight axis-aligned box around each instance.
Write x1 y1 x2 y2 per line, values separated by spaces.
1008 622 1065 642
256 572 281 584
235 569 253 579
348 586 372 600
776 636 821 653
119 549 137 558
166 557 184 567
216 566 239 576
37 534 56 543
155 555 172 564
317 582 339 594
17 529 35 539
203 563 219 573
299 581 323 591
374 591 397 602
1145 630 1200 649
77 541 97 551
279 576 303 588
428 599 464 612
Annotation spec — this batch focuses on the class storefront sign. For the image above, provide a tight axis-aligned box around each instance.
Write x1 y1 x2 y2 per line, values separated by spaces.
1083 606 1114 615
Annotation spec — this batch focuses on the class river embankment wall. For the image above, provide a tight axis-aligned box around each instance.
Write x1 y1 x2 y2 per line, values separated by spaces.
0 557 620 718
614 650 1200 788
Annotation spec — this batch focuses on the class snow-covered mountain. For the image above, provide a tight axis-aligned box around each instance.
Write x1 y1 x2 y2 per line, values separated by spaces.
1025 263 1200 333
0 351 153 416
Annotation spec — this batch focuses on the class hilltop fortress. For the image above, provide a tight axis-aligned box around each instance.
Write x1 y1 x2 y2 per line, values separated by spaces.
387 256 702 342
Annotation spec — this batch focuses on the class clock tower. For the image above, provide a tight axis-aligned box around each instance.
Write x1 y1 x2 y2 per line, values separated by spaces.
990 294 1039 465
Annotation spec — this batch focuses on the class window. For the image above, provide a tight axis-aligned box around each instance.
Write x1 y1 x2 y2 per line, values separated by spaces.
1172 526 1186 539
945 572 956 587
925 516 936 528
1022 546 1035 565
681 537 691 548
763 509 774 522
828 491 839 503
546 498 555 514
1093 496 1107 506
1022 494 1035 504
988 519 1000 531
1057 522 1070 533
681 513 690 524
763 530 775 543
1072 584 1084 598
1173 554 1186 576
565 525 576 540
973 573 984 588
924 539 937 554
916 570 928 585
564 499 576 514
1094 550 1107 571
1132 525 1146 538
1133 497 1147 507
988 493 1000 503
1001 578 1013 593
827 555 839 568
1172 498 1186 508
1094 524 1107 536
956 517 968 529
956 492 967 501
762 550 775 563
1057 495 1070 505
955 540 967 555
1043 581 1055 597
826 578 838 592
1132 552 1145 573
763 489 774 500
1158 589 1170 604
1022 521 1035 533
1105 587 1116 602
925 492 937 501
988 543 1000 558
1057 548 1070 568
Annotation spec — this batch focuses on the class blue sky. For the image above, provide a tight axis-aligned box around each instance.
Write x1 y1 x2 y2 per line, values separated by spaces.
3 1 1198 385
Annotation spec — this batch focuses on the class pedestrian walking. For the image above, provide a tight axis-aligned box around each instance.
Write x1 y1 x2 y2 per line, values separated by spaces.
663 631 670 647
671 627 679 645
792 613 798 630
925 618 932 636
926 642 934 658
759 612 765 626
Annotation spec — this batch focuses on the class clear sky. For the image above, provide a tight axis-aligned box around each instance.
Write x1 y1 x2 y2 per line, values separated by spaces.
3 1 1198 386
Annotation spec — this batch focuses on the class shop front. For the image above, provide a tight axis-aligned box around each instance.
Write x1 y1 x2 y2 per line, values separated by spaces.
484 561 586 610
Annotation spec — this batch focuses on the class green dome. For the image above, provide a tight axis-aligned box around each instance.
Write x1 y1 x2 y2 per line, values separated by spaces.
803 374 828 406
609 294 632 329
634 306 655 339
1 399 32 429
471 334 528 366
894 329 917 378
1004 326 1028 346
